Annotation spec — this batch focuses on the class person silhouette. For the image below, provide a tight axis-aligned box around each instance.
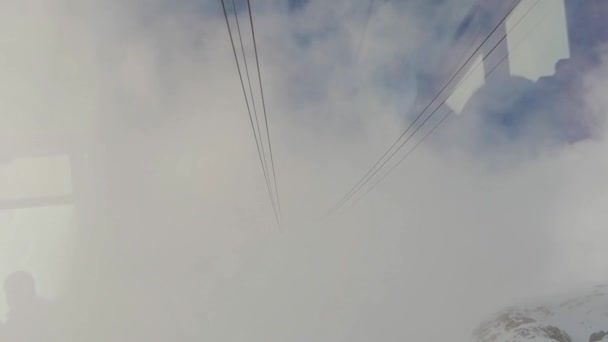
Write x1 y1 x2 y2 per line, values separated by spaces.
2 271 56 341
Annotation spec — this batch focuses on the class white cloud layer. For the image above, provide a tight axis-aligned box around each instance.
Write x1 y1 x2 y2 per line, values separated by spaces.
1 0 607 341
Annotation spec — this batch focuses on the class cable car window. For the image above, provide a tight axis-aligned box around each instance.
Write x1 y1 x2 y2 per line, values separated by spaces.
506 0 570 81
446 53 486 114
0 156 74 321
0 155 72 201
0 205 74 321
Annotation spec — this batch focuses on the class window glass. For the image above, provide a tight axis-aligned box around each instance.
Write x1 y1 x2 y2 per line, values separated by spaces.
0 156 74 320
0 205 74 321
446 53 486 114
506 0 570 81
0 155 72 201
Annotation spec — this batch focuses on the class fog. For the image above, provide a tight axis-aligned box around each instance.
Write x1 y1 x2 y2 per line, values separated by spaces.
1 0 607 341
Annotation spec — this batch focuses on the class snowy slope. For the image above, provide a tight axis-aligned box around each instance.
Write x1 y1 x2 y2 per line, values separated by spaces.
474 285 608 342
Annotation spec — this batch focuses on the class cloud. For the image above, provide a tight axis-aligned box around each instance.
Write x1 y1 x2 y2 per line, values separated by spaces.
1 0 607 341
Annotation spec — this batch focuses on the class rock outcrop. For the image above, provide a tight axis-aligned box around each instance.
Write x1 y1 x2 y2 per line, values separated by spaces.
474 285 607 342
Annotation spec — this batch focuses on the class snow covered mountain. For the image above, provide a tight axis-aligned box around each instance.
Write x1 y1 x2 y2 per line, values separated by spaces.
474 285 608 342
